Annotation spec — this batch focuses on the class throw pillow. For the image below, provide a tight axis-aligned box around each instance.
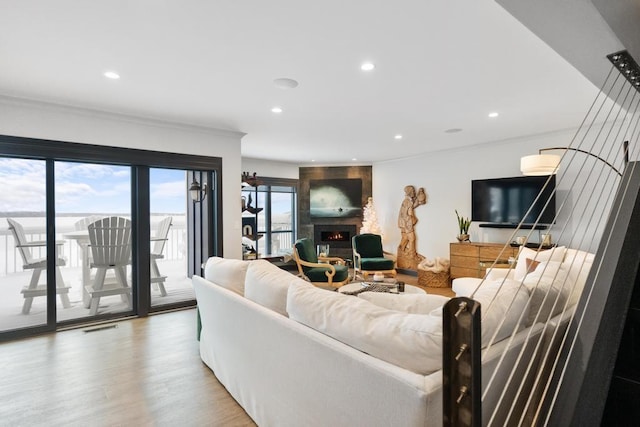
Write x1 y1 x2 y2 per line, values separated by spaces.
357 293 450 314
522 261 570 326
514 246 566 282
525 258 540 275
471 279 530 347
203 256 249 295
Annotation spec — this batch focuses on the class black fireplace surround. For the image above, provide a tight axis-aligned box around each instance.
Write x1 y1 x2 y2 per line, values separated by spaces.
314 224 357 249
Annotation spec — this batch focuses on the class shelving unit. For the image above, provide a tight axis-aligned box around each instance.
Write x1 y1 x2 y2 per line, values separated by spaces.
242 173 263 259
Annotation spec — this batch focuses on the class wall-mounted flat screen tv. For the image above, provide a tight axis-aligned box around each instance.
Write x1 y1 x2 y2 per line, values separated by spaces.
472 175 556 225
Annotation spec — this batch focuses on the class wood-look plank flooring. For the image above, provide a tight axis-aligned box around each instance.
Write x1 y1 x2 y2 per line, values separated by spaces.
0 308 256 427
0 271 452 427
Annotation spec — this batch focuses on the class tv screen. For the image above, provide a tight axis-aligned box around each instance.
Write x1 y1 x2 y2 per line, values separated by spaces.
472 175 556 225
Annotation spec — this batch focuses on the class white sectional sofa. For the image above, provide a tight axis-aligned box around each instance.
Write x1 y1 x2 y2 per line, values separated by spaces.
193 257 551 427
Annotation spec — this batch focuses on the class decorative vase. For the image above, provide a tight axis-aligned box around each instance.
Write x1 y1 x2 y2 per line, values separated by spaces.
457 233 470 242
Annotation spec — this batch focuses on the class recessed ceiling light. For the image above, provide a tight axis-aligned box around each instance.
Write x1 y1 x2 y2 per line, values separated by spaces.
273 78 299 89
361 62 375 71
445 128 463 133
311 159 315 162
352 158 357 161
488 112 499 118
104 71 120 80
394 134 403 140
271 107 283 113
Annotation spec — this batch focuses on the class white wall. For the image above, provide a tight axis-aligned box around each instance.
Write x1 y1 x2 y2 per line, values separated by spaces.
373 128 612 261
0 96 245 259
241 157 299 179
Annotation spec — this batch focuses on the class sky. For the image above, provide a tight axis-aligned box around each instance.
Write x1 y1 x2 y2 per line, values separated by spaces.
0 159 186 214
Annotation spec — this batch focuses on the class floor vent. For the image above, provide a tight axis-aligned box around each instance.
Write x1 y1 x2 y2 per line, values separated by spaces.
83 324 118 333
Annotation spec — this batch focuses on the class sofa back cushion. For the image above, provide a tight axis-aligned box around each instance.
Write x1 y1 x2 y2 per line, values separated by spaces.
287 283 443 375
245 260 307 316
287 278 530 375
357 292 450 314
204 256 249 295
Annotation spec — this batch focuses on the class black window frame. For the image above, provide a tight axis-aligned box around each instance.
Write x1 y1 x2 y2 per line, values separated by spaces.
0 134 223 341
255 177 298 255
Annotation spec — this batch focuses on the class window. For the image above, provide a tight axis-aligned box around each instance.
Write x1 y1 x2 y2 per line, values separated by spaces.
242 177 297 257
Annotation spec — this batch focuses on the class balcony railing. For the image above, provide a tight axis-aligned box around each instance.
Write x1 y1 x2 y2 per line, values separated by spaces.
0 215 186 276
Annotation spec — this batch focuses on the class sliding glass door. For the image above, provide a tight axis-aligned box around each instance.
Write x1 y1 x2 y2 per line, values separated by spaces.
0 135 222 340
0 158 50 332
149 168 192 307
55 161 132 322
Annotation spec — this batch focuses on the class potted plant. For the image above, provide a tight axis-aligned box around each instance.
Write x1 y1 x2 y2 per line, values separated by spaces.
455 210 471 242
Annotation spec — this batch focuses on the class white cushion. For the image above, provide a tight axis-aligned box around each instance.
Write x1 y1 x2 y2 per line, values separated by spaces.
522 261 569 326
514 246 566 281
563 249 595 307
471 279 530 346
203 256 249 295
287 283 443 375
358 292 450 314
452 277 484 297
245 260 307 316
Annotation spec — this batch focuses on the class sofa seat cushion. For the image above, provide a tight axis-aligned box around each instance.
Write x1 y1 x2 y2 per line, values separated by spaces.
204 256 249 295
361 257 395 271
287 282 443 375
245 260 307 317
305 264 349 282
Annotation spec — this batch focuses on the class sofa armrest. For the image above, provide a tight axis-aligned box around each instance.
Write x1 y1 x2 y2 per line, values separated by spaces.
485 268 515 281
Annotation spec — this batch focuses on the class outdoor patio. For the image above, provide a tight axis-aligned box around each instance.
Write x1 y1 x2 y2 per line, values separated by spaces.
0 259 194 331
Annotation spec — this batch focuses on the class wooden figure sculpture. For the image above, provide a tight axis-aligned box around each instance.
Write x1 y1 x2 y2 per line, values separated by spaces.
397 185 427 269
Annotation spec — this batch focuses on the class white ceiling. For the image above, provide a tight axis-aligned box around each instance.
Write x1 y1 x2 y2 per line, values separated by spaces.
0 0 604 164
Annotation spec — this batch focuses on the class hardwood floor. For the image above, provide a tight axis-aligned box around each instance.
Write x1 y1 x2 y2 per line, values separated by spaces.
0 308 256 426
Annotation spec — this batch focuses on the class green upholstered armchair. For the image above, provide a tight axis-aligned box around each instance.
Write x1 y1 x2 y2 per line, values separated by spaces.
293 238 350 288
352 233 397 279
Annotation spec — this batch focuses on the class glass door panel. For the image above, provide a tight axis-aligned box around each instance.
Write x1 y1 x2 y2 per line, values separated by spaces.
0 158 50 332
149 168 192 307
55 161 132 322
269 190 295 254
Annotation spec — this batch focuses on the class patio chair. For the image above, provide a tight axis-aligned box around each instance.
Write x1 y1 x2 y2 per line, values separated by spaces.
293 238 350 288
7 218 71 314
150 216 172 296
86 216 132 315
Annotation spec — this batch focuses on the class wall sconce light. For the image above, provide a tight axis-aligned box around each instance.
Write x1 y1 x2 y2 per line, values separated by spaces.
521 141 628 177
189 177 208 203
